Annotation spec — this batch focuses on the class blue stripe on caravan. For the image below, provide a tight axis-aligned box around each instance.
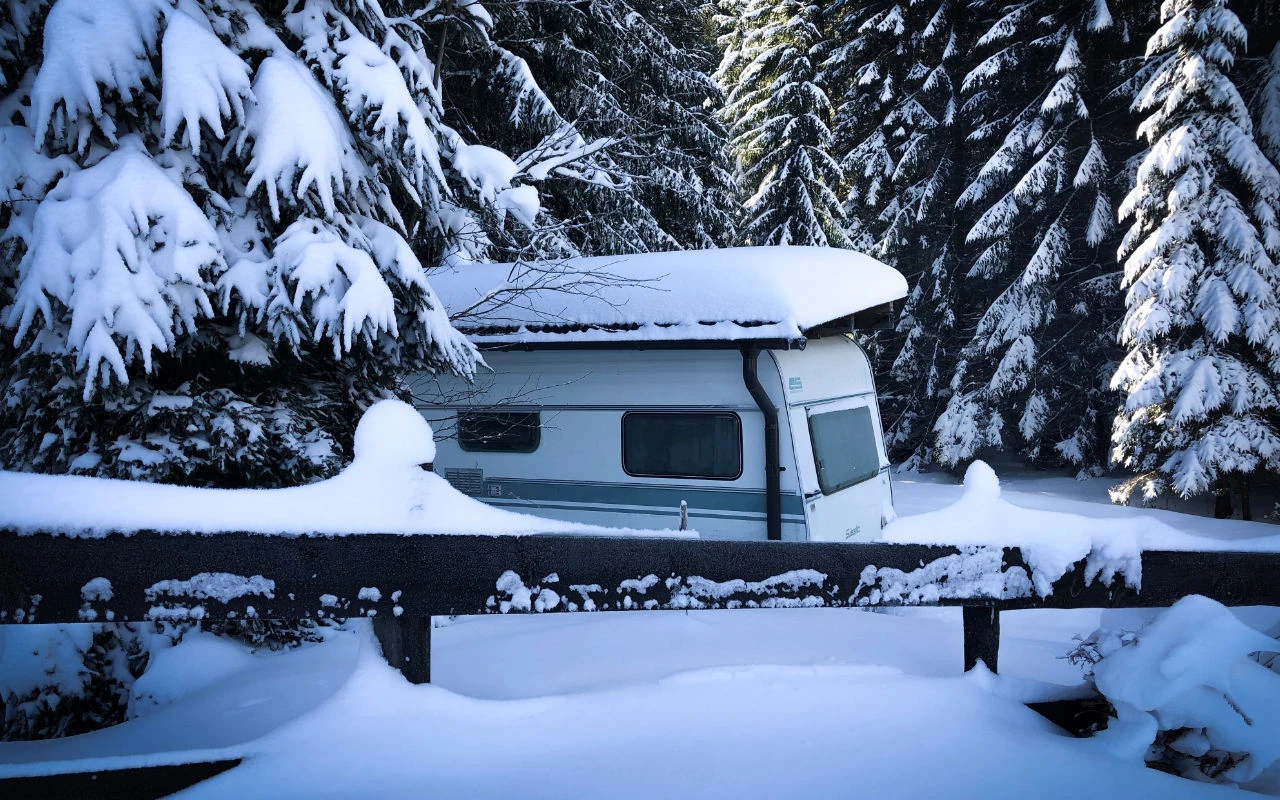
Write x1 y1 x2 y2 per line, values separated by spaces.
479 477 807 518
485 499 805 524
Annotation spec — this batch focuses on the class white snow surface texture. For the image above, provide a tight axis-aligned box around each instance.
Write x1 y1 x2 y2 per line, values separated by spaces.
431 245 909 344
5 417 1280 552
3 605 1278 797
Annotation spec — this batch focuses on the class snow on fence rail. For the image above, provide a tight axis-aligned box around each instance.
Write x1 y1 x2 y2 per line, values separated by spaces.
2 530 1278 684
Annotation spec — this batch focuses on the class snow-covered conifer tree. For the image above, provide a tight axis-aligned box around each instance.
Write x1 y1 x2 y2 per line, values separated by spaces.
446 0 736 260
1254 38 1280 165
713 0 750 90
632 0 739 251
0 0 526 487
822 0 910 252
933 0 1131 471
0 0 644 742
718 0 848 246
1111 0 1280 506
863 0 971 464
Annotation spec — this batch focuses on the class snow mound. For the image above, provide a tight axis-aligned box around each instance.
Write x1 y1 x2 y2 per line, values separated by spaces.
1087 596 1280 784
352 399 435 468
128 632 258 717
882 460 1153 596
961 460 1000 499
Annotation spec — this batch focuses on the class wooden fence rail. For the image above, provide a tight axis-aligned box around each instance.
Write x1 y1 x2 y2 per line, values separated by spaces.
3 530 1279 683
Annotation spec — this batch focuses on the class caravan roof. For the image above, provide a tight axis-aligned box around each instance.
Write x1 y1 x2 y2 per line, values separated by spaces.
429 246 908 348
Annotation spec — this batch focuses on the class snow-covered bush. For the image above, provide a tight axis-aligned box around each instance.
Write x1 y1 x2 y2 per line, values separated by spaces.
1072 596 1280 787
0 619 319 742
0 623 155 741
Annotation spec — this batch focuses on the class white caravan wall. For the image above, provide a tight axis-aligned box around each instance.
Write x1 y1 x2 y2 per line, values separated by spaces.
411 340 889 541
412 349 805 540
772 338 891 542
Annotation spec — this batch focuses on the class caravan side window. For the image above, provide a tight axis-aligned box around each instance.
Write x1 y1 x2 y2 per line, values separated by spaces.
458 412 541 453
622 412 742 480
808 405 880 494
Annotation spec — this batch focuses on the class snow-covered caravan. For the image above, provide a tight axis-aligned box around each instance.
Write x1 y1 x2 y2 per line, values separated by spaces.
412 247 909 542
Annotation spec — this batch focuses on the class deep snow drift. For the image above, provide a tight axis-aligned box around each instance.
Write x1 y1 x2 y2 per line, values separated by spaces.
3 605 1277 798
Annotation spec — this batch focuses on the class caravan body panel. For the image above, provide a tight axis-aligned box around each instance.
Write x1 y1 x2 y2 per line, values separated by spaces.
770 339 892 542
414 337 890 541
416 349 808 540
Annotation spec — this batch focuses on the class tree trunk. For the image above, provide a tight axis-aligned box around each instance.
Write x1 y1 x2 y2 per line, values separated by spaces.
1213 476 1234 519
435 13 449 95
1240 474 1252 522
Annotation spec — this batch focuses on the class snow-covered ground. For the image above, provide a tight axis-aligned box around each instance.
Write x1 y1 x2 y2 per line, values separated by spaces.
1 605 1276 798
893 466 1280 544
2 468 1278 798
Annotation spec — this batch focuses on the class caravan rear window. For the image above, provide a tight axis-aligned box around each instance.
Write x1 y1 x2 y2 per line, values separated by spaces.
622 412 742 480
808 405 880 494
458 412 541 452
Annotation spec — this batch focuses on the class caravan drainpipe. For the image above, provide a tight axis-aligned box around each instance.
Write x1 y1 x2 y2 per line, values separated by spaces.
742 346 782 541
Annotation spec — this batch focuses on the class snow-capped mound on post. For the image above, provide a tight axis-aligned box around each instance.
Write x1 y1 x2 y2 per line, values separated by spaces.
0 401 673 538
351 399 436 468
884 461 1280 595
430 246 908 346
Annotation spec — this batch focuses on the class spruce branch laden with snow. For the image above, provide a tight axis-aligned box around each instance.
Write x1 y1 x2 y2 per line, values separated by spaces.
0 0 529 486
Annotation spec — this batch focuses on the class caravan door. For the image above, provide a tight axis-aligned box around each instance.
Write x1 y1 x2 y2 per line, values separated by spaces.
792 395 891 542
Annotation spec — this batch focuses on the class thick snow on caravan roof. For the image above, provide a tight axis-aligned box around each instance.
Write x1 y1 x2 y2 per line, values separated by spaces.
430 246 907 345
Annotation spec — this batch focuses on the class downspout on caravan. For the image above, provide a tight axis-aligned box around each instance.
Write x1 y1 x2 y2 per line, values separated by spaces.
741 345 782 541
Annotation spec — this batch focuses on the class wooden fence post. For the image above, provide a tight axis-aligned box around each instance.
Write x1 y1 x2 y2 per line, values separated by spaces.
962 606 1000 673
373 613 432 684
